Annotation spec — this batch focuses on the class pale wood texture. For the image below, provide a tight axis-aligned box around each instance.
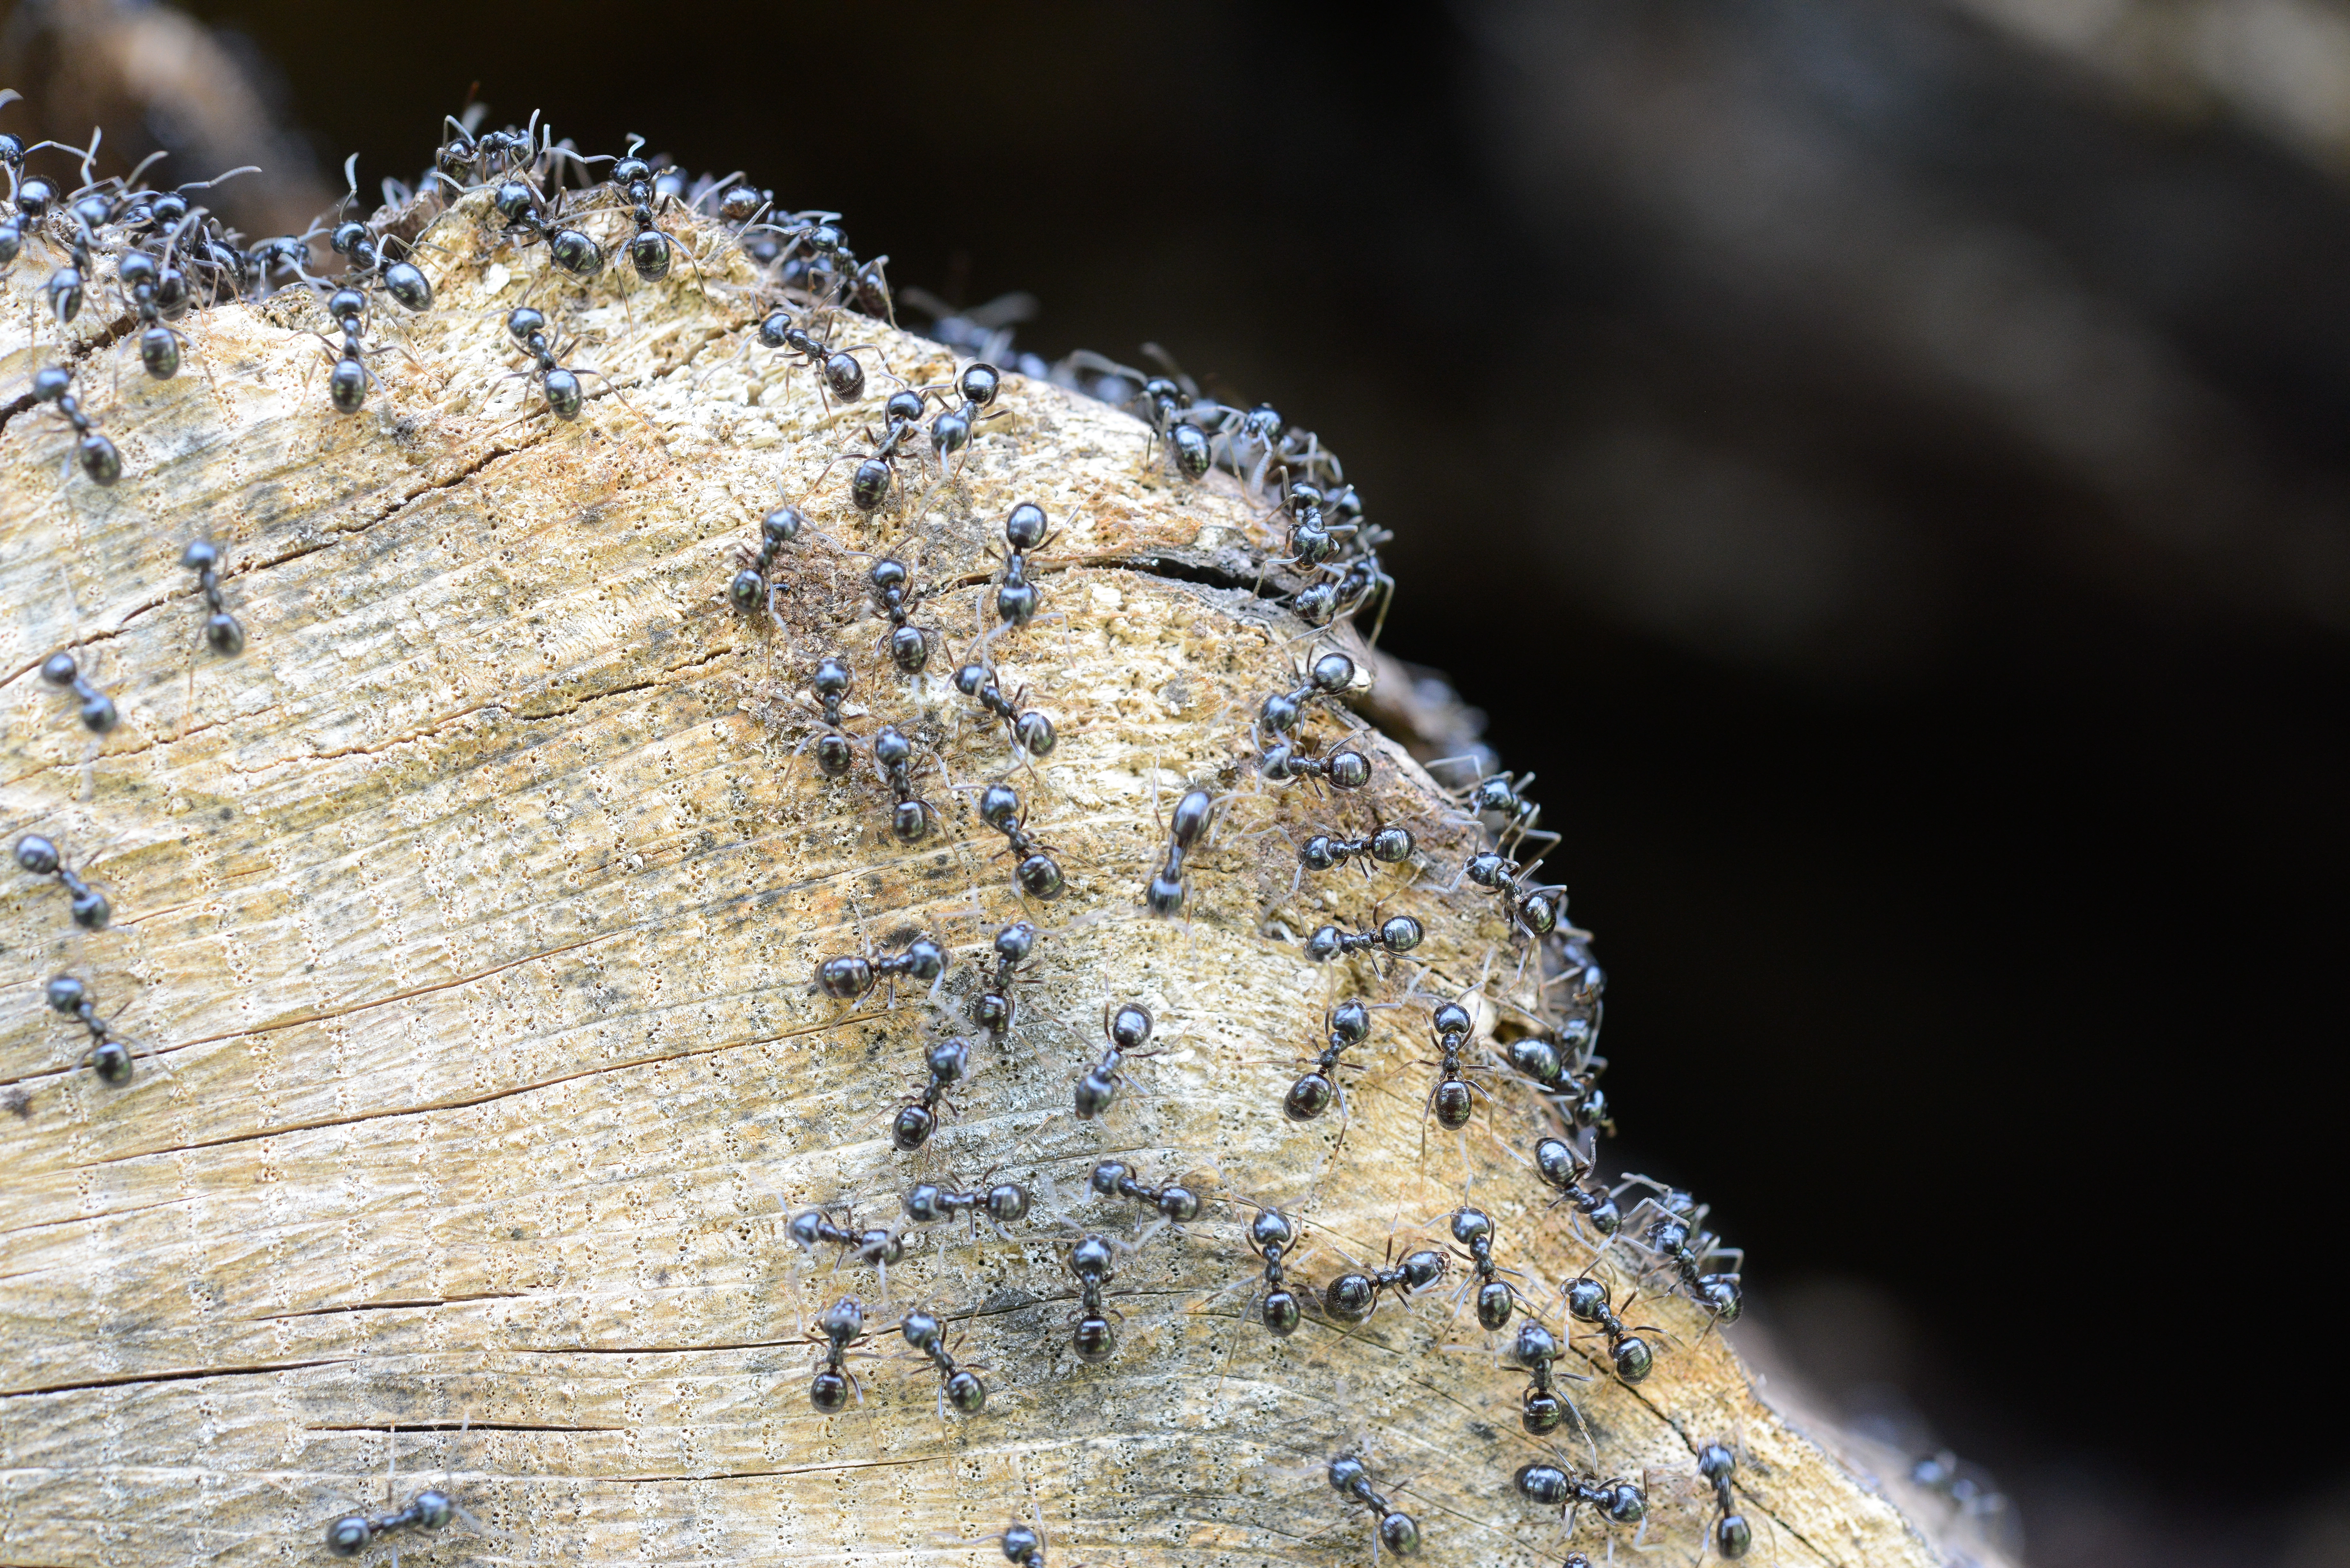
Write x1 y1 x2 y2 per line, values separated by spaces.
0 190 1941 1568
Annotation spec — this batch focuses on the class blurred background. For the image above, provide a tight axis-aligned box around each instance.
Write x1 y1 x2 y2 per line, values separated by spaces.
6 0 2346 1560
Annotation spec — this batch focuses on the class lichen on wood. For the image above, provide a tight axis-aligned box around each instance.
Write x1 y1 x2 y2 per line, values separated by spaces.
2 166 1943 1568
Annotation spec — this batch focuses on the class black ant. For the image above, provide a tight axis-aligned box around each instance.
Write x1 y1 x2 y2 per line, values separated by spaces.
1298 824 1412 879
866 558 936 673
1262 735 1373 794
328 210 433 312
1260 650 1356 736
803 1296 872 1412
952 658 1056 758
1503 1322 1588 1437
756 305 873 405
608 150 693 282
1434 762 1560 859
998 1519 1060 1568
27 365 121 485
1088 1160 1202 1225
1628 1185 1744 1324
1293 550 1394 635
815 933 947 1003
1449 1206 1526 1330
787 1208 905 1275
324 1486 456 1557
792 654 859 778
316 285 386 414
1531 1137 1622 1238
489 172 603 279
1699 1443 1752 1559
13 833 111 930
43 975 134 1085
38 652 116 734
1146 788 1212 917
1424 1000 1487 1131
842 389 930 512
113 250 186 380
1245 1205 1306 1338
1513 1459 1646 1530
1509 1029 1613 1137
1462 847 1567 938
180 542 245 655
1326 1453 1419 1558
903 1175 1030 1232
729 504 808 614
1074 1002 1152 1119
436 114 539 184
1066 1233 1119 1362
502 306 585 420
994 502 1052 628
873 725 940 842
1284 1000 1371 1122
971 921 1035 1044
926 361 1000 461
1563 1276 1657 1383
890 1036 970 1151
899 1308 987 1415
976 782 1065 900
1276 479 1361 566
1303 913 1422 968
1322 1238 1446 1326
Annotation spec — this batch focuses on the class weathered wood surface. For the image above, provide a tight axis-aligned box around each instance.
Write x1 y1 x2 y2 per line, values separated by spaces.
0 192 1940 1567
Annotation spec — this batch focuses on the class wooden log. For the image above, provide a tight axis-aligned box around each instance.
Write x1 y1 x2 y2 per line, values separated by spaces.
0 179 1948 1567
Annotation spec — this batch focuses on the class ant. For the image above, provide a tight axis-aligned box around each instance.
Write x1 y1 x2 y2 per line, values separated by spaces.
43 975 134 1085
1293 550 1394 636
756 304 874 405
1260 650 1357 736
489 171 603 279
1074 1002 1153 1119
926 361 1000 461
327 209 432 313
324 1486 456 1557
1245 1205 1306 1338
866 558 936 674
1531 1136 1622 1238
1449 1207 1526 1330
502 306 586 420
971 921 1035 1044
180 542 245 654
1435 763 1560 859
1513 1459 1646 1531
976 782 1065 900
1462 846 1568 939
14 833 112 930
1262 735 1373 794
1066 1233 1119 1362
1425 1001 1483 1131
998 1519 1063 1568
1563 1276 1657 1383
952 657 1056 758
890 1036 970 1151
873 725 940 842
842 388 930 512
113 249 187 380
994 502 1052 628
787 1208 906 1278
1285 1000 1372 1122
1511 1030 1613 1138
816 933 946 1004
1626 1185 1744 1324
316 285 386 414
729 504 808 614
1088 1160 1201 1225
38 652 116 734
1322 1239 1446 1326
1304 913 1422 968
27 365 122 485
1503 1321 1584 1437
1699 1443 1752 1559
1326 1454 1419 1558
1275 479 1361 566
608 149 693 282
1298 824 1412 880
899 1308 987 1416
1146 788 1212 917
903 1175 1030 1232
804 1295 871 1412
790 654 859 778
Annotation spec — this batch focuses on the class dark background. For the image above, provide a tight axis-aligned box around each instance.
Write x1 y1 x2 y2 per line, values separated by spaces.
8 2 2347 1561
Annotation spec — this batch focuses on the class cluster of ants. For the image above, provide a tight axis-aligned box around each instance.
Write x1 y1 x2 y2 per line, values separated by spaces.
1 90 1772 1565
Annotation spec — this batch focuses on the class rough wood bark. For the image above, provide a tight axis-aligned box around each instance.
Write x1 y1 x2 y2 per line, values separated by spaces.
1 188 1945 1568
